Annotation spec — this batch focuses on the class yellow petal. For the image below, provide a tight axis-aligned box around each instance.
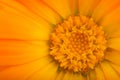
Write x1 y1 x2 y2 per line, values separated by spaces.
0 56 53 80
101 7 120 26
100 61 120 80
0 1 52 40
74 73 85 80
69 0 79 15
42 0 72 19
108 38 120 50
110 63 120 75
88 70 96 80
12 0 61 24
100 7 120 37
79 0 101 16
0 40 49 65
92 0 120 22
0 66 11 72
27 62 58 80
105 48 120 66
102 24 120 40
62 72 72 80
95 65 105 80
55 70 66 80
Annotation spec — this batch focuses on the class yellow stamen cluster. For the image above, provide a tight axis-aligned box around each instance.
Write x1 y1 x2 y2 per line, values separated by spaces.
50 15 107 72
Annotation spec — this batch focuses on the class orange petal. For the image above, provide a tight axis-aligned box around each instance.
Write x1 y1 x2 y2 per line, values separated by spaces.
26 62 58 80
101 7 120 26
105 48 120 66
100 7 120 37
110 63 120 76
0 56 53 80
62 72 72 80
69 0 79 15
95 65 105 80
78 0 101 16
92 0 120 23
13 0 61 24
108 38 120 50
100 61 120 80
41 0 72 19
73 73 85 80
69 73 75 80
88 70 96 80
0 1 52 40
55 70 66 80
0 40 49 65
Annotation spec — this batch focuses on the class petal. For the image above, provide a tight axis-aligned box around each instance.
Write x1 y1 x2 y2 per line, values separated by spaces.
69 0 79 15
88 70 96 80
92 0 120 23
0 66 11 72
14 0 61 24
0 56 53 80
0 1 52 40
100 61 120 80
105 48 120 66
62 72 72 80
0 40 49 65
69 73 74 80
95 65 105 80
110 63 120 76
41 0 72 19
74 73 85 80
55 70 66 80
100 7 120 37
26 61 58 80
79 0 101 16
108 38 120 50
101 7 120 26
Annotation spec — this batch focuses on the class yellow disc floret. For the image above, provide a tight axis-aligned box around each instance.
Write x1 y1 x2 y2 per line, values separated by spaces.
50 15 107 72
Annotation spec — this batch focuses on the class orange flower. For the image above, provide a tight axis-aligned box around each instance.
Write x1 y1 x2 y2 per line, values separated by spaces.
0 0 120 80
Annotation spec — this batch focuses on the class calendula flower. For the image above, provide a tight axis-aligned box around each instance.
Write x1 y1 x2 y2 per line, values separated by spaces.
0 0 120 80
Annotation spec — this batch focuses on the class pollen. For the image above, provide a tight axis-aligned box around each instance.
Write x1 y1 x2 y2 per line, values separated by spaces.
49 15 107 73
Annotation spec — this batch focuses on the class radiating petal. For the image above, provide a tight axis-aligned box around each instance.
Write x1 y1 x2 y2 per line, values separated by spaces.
78 0 101 16
110 63 120 76
88 70 96 80
0 1 52 40
92 0 120 23
41 0 72 19
55 70 66 80
100 7 120 38
100 7 120 27
26 62 58 80
69 0 79 15
100 61 120 80
69 73 74 80
95 65 105 80
74 73 85 80
62 72 72 80
13 0 61 24
0 56 52 80
105 48 120 66
0 40 49 65
108 38 120 50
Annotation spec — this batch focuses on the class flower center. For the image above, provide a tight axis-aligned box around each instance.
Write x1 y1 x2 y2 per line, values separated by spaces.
49 15 107 72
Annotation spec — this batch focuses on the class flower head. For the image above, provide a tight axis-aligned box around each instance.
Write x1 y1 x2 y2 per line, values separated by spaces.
0 0 120 80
